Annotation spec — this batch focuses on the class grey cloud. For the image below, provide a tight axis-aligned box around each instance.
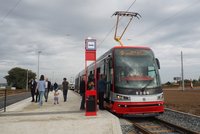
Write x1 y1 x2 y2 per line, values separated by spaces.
1 0 200 83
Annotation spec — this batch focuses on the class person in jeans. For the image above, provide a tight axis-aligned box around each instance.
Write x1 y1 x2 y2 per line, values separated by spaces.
36 75 46 106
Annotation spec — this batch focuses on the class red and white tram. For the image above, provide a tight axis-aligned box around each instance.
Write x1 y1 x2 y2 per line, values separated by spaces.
75 45 164 116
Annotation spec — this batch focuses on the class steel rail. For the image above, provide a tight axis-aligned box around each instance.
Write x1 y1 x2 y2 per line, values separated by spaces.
129 118 199 134
157 118 199 134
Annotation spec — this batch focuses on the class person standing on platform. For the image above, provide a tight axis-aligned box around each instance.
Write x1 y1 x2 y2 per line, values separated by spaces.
35 82 39 103
80 76 86 110
54 82 58 90
54 89 59 105
62 78 69 102
33 79 39 103
88 72 94 90
44 78 51 102
190 79 193 89
36 75 46 106
98 74 107 110
29 78 37 102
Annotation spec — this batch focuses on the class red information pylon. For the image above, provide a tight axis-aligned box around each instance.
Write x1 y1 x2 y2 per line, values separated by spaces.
85 90 97 116
85 38 97 116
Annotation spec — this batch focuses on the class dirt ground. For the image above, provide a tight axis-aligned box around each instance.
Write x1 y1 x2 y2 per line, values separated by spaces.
163 87 200 116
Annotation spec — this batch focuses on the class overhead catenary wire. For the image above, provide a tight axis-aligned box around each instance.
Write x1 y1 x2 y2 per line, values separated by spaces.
99 0 200 48
0 0 22 24
135 0 200 38
97 0 137 48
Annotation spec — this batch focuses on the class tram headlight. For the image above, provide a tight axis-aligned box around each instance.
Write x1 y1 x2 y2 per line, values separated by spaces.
116 95 130 100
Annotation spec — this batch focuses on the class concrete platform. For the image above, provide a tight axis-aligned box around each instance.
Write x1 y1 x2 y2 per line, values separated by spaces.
0 90 122 134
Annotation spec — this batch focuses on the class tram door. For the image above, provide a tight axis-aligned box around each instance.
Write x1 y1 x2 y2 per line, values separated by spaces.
96 68 101 100
104 57 112 103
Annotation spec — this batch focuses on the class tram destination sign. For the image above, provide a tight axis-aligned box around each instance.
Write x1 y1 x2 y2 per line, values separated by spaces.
119 50 145 56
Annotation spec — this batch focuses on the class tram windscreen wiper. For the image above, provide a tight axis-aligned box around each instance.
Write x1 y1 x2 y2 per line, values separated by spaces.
140 79 154 92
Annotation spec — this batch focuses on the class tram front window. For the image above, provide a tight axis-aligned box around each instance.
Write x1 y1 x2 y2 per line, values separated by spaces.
114 48 161 89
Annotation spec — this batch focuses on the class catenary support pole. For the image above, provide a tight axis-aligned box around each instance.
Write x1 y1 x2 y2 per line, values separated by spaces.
181 51 185 91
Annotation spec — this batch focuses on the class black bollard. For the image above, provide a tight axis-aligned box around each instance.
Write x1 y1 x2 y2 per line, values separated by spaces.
4 88 7 112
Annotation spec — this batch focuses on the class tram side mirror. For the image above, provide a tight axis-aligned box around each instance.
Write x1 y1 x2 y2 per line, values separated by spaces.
156 58 160 69
106 55 112 68
107 55 111 61
105 55 111 63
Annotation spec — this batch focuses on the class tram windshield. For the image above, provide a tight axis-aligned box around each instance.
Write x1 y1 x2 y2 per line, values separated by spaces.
114 48 161 89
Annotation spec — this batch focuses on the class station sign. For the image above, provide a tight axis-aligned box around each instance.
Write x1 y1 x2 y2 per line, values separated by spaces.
85 39 96 51
85 38 96 61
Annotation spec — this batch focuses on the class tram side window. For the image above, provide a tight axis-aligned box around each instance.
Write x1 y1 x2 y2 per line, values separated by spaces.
100 63 104 74
110 68 113 84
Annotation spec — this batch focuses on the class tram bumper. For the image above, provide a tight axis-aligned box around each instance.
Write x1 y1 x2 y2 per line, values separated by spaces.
112 101 164 115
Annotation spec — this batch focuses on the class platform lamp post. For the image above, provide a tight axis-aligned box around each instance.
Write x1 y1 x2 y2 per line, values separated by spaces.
37 51 42 81
26 69 29 91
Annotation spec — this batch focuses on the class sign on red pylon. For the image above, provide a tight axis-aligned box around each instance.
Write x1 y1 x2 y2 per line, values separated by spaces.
85 38 97 116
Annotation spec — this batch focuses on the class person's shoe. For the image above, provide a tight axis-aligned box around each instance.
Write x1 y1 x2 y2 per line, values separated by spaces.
45 100 47 102
54 103 56 105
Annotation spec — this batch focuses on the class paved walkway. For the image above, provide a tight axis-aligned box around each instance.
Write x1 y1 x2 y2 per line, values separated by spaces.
0 90 122 134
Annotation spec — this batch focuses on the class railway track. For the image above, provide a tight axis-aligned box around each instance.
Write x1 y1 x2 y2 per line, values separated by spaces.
128 117 199 134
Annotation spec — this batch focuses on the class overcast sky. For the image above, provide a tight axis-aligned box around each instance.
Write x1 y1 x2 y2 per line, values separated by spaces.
0 0 200 84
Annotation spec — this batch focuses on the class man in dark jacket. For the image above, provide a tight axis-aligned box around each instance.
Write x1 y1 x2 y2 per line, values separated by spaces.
54 82 58 90
80 77 86 110
45 78 51 102
98 74 107 110
29 79 37 102
62 78 69 102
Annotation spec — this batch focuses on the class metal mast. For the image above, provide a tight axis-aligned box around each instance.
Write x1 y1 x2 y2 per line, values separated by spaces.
181 51 185 91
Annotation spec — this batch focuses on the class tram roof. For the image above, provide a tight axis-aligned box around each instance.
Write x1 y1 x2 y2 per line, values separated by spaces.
112 45 151 50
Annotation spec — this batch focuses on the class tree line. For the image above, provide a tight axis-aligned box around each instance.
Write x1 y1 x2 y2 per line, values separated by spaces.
4 67 36 89
163 78 200 87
